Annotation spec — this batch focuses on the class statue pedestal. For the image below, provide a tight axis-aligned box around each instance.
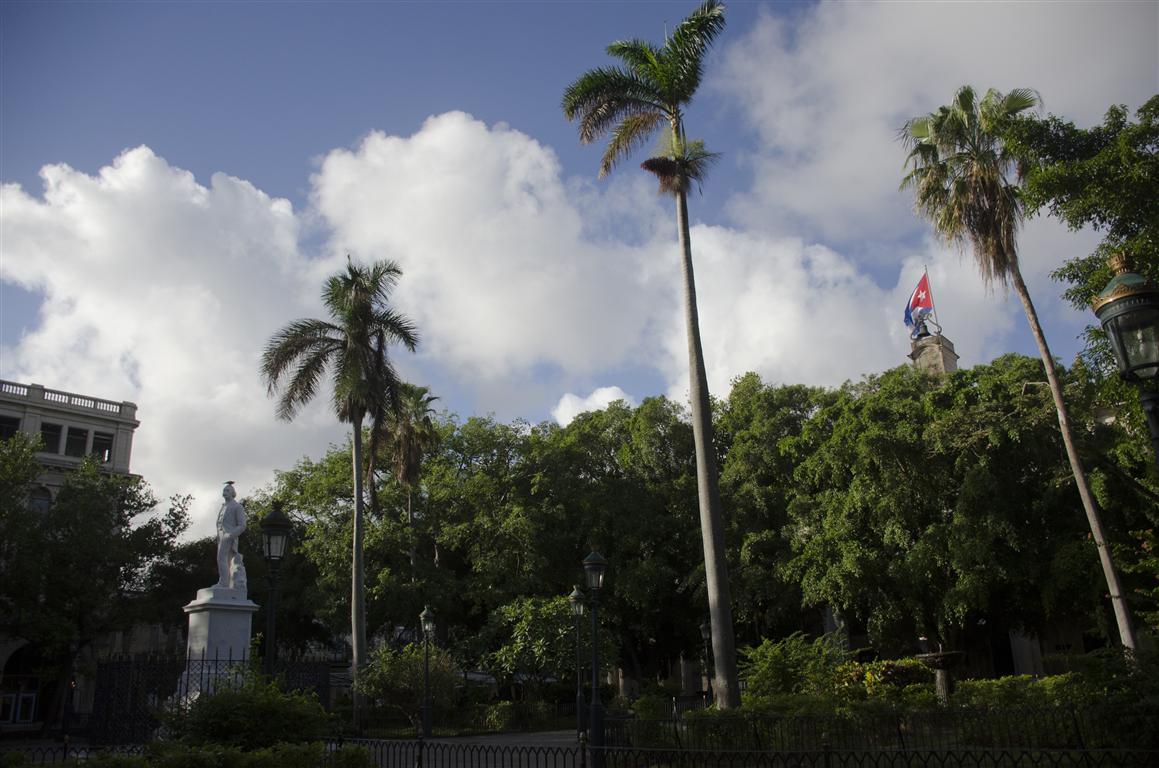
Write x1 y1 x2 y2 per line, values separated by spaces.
183 587 258 661
179 587 258 698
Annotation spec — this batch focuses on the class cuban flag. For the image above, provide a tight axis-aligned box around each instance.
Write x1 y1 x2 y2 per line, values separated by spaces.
904 273 934 332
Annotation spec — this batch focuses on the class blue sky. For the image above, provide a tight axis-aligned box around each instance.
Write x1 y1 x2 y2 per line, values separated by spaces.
2 0 1156 535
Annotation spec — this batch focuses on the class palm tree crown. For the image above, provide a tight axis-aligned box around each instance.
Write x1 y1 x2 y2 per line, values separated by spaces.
901 85 1038 285
388 383 441 491
263 259 418 425
562 0 725 180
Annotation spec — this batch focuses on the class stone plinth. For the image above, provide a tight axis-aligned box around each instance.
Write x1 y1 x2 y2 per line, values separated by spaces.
909 333 960 375
183 586 258 661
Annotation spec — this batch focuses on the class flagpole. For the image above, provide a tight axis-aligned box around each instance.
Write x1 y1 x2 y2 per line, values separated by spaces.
924 265 942 333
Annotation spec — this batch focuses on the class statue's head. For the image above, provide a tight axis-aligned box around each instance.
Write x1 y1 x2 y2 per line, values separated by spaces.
222 482 236 501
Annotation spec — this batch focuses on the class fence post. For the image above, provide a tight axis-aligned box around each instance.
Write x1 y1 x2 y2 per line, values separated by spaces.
580 730 588 768
822 731 831 768
415 735 424 768
1069 703 1087 750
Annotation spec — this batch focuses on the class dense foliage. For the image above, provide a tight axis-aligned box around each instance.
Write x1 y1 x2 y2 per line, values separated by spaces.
247 353 1156 687
0 434 188 673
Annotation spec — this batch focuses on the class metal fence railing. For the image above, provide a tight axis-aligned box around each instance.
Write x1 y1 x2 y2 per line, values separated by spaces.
604 704 1159 753
4 739 1156 768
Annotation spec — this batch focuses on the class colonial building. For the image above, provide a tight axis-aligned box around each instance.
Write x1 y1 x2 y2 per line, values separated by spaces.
0 380 140 733
0 380 139 504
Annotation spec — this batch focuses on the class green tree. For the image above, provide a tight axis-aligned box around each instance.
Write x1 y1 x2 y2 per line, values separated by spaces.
1008 96 1159 313
261 258 419 692
1007 97 1159 475
562 0 740 708
717 375 831 640
380 383 440 573
901 85 1137 650
786 358 1130 653
0 447 188 727
357 642 459 728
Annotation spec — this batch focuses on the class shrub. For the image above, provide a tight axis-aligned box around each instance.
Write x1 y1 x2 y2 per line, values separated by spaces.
484 701 517 731
82 742 325 768
632 693 673 719
834 658 932 701
739 632 850 698
328 744 376 768
161 674 329 750
357 643 459 726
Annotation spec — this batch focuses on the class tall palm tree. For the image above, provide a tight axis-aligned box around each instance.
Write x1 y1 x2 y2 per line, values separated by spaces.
261 258 420 685
563 0 741 707
902 85 1137 650
381 382 440 573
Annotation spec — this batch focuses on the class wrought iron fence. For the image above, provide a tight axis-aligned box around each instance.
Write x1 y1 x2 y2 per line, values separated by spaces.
356 701 576 739
597 746 1159 768
604 704 1159 753
87 653 337 744
0 744 147 765
3 739 1154 768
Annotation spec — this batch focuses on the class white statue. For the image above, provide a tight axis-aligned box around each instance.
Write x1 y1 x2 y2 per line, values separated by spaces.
231 552 248 591
215 482 247 590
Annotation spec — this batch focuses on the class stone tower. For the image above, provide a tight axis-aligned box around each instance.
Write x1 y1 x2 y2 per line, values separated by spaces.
908 323 959 375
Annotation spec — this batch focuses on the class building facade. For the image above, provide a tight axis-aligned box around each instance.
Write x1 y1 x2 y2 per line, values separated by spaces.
0 380 140 733
0 380 138 500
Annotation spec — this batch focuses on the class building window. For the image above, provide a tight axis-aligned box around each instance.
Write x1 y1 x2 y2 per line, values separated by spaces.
92 432 114 463
29 487 52 514
40 423 63 454
64 427 88 458
0 415 19 440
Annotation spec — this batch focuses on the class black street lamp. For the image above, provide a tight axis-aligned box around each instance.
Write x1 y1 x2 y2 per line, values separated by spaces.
420 605 435 738
1093 253 1159 467
583 552 608 765
699 620 713 705
260 500 293 676
568 586 586 742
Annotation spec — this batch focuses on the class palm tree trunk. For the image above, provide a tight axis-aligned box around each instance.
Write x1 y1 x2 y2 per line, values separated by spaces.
1010 267 1137 650
675 188 741 708
408 489 417 579
350 410 368 726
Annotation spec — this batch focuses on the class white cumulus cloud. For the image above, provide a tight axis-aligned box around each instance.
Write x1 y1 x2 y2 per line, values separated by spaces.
0 147 343 537
551 386 636 427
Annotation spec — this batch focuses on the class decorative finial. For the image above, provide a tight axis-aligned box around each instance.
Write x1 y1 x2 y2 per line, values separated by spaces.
1108 252 1130 275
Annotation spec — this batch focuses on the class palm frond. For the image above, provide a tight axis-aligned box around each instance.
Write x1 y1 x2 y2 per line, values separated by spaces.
607 39 662 79
601 111 666 178
665 0 726 99
642 136 720 196
274 338 341 421
563 67 665 144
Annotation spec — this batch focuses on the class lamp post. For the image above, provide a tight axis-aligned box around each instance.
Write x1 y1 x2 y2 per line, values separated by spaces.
1086 252 1149 652
568 586 586 742
260 500 293 676
699 620 713 705
420 605 435 738
583 552 607 766
1093 253 1159 467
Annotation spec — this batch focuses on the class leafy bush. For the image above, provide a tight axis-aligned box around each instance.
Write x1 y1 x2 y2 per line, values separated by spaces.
834 658 933 701
83 742 326 768
484 701 517 731
739 632 850 697
357 642 459 726
631 693 673 719
161 674 329 750
328 744 376 768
